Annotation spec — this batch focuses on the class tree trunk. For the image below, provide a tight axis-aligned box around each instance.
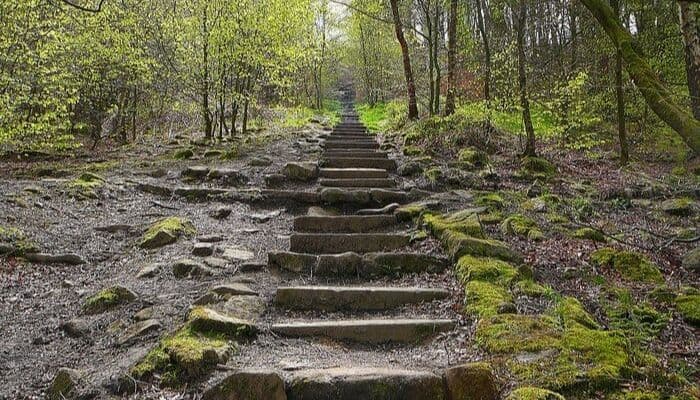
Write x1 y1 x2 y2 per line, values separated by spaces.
611 0 628 165
679 1 700 120
201 4 212 139
580 0 700 154
475 0 491 102
516 0 536 156
389 0 419 120
433 2 441 115
445 0 458 115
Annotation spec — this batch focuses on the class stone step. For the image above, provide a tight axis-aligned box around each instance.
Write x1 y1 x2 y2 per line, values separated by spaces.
275 286 450 311
327 136 374 141
322 158 397 171
293 215 397 233
323 142 379 150
319 168 388 179
320 178 395 188
286 368 444 400
289 233 410 254
323 151 388 159
271 319 456 343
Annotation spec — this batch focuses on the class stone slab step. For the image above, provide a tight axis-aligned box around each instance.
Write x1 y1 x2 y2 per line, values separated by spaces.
322 158 397 170
271 319 455 343
293 215 397 233
319 168 388 179
324 142 379 149
275 286 450 311
320 178 395 188
289 233 410 254
323 151 388 159
287 368 444 400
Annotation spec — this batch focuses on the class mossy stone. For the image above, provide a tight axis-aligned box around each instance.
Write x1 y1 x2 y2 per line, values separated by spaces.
476 193 506 210
506 387 565 400
423 210 484 239
444 362 498 400
47 368 83 400
83 286 137 314
140 217 196 249
572 228 606 242
465 281 513 317
518 157 557 181
675 294 700 327
456 255 518 286
0 226 39 255
501 214 543 241
458 147 488 166
442 230 523 263
553 297 600 329
660 197 694 216
174 148 195 160
590 248 663 283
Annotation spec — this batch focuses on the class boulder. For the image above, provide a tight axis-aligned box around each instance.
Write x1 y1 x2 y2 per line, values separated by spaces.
282 162 319 182
60 318 90 339
173 259 213 278
660 198 694 216
682 247 700 272
210 207 232 220
83 286 137 315
193 243 215 257
444 363 498 400
47 368 85 400
203 370 286 400
139 217 195 249
117 319 162 346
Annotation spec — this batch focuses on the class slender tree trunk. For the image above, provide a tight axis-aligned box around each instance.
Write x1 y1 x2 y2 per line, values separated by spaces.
679 1 700 120
389 0 419 120
433 2 441 115
426 6 435 116
475 0 491 102
611 0 628 164
516 0 536 156
580 0 700 154
445 0 458 115
201 4 212 139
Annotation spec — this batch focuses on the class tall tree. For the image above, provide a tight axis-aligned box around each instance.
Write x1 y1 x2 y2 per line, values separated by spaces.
475 0 491 102
514 0 537 156
389 0 419 120
444 0 458 115
611 0 628 164
679 1 700 120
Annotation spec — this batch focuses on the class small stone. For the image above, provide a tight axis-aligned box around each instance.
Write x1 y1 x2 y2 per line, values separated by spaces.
249 209 282 223
198 234 225 243
660 198 694 216
682 247 700 272
212 283 258 297
497 302 518 314
181 166 210 179
61 279 75 288
210 207 232 220
94 224 132 234
136 263 161 278
23 185 43 194
204 257 229 269
24 253 86 265
202 370 286 400
47 368 83 400
60 318 90 338
207 168 248 185
239 262 266 272
193 243 215 257
264 174 286 187
444 362 498 400
83 286 138 315
133 307 154 321
249 157 273 167
173 259 213 278
223 247 255 262
117 319 162 346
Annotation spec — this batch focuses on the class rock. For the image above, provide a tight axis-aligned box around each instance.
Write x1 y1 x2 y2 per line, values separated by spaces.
24 253 86 265
175 187 229 200
47 368 84 400
60 318 90 338
240 262 266 272
198 234 225 243
136 182 173 197
506 387 565 400
444 362 498 400
316 252 363 276
497 302 518 314
320 188 372 206
264 174 287 187
223 247 255 262
94 224 132 234
182 166 210 179
356 203 400 215
193 243 215 257
173 259 213 278
23 185 43 194
134 307 154 321
308 206 338 216
203 370 286 400
212 283 258 297
203 257 229 269
210 207 232 220
282 162 319 182
660 198 694 216
526 180 543 198
117 319 162 346
207 168 248 186
139 217 195 249
188 307 258 337
249 157 273 167
682 247 700 272
268 251 318 273
136 263 160 278
250 209 283 223
397 161 423 176
83 286 138 315
174 148 194 160
147 168 168 178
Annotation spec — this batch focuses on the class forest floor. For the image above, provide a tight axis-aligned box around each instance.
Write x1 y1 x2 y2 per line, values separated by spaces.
0 114 698 399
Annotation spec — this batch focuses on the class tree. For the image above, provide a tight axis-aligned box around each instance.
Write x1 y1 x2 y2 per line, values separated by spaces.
389 0 419 120
611 0 628 164
444 0 458 116
513 0 537 156
678 1 700 120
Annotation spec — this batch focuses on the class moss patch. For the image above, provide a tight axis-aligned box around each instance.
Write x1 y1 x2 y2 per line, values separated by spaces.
517 157 557 181
573 228 607 242
395 203 429 222
590 248 663 283
457 255 519 286
514 280 555 298
0 225 39 255
501 214 544 241
442 229 523 263
174 148 195 160
675 294 700 327
458 147 488 166
506 387 565 400
140 217 196 249
68 172 105 199
83 286 137 314
476 193 506 210
423 210 484 239
465 281 514 317
476 314 561 354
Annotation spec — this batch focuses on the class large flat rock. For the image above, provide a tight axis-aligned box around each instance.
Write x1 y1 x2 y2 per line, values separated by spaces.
322 158 397 171
323 142 379 150
320 168 388 179
289 233 410 254
275 286 450 311
323 151 388 159
320 178 395 188
287 368 445 400
293 215 397 233
271 319 456 344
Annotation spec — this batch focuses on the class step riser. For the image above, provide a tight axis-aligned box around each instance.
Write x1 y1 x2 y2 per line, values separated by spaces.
294 215 397 233
322 158 397 170
320 179 395 188
320 169 388 179
271 320 455 344
324 143 379 150
323 152 388 159
289 234 409 254
275 287 450 311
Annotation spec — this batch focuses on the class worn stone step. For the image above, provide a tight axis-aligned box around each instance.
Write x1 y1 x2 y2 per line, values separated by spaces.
271 319 455 343
322 158 397 170
289 233 410 254
275 286 450 311
319 168 388 179
293 215 397 233
324 142 379 150
320 178 395 188
287 368 444 400
323 151 388 159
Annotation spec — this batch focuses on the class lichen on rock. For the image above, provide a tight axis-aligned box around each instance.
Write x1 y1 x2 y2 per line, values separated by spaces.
83 285 137 314
140 217 196 249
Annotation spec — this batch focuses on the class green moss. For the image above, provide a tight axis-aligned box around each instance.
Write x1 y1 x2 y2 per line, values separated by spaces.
68 172 105 199
465 281 513 317
140 217 196 249
423 167 442 183
675 295 700 327
501 214 544 241
506 387 565 400
187 307 258 338
521 195 562 213
423 210 484 239
605 289 669 341
457 255 519 286
476 314 561 354
610 390 661 400
514 280 555 298
395 203 428 222
174 148 195 160
552 297 600 329
590 248 663 283
0 225 39 255
480 212 504 225
660 197 694 216
546 212 570 225
458 147 488 166
403 145 423 156
220 147 240 160
83 286 136 314
476 193 506 210
559 326 628 389
442 229 523 263
573 228 607 242
517 157 557 181
648 286 677 304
